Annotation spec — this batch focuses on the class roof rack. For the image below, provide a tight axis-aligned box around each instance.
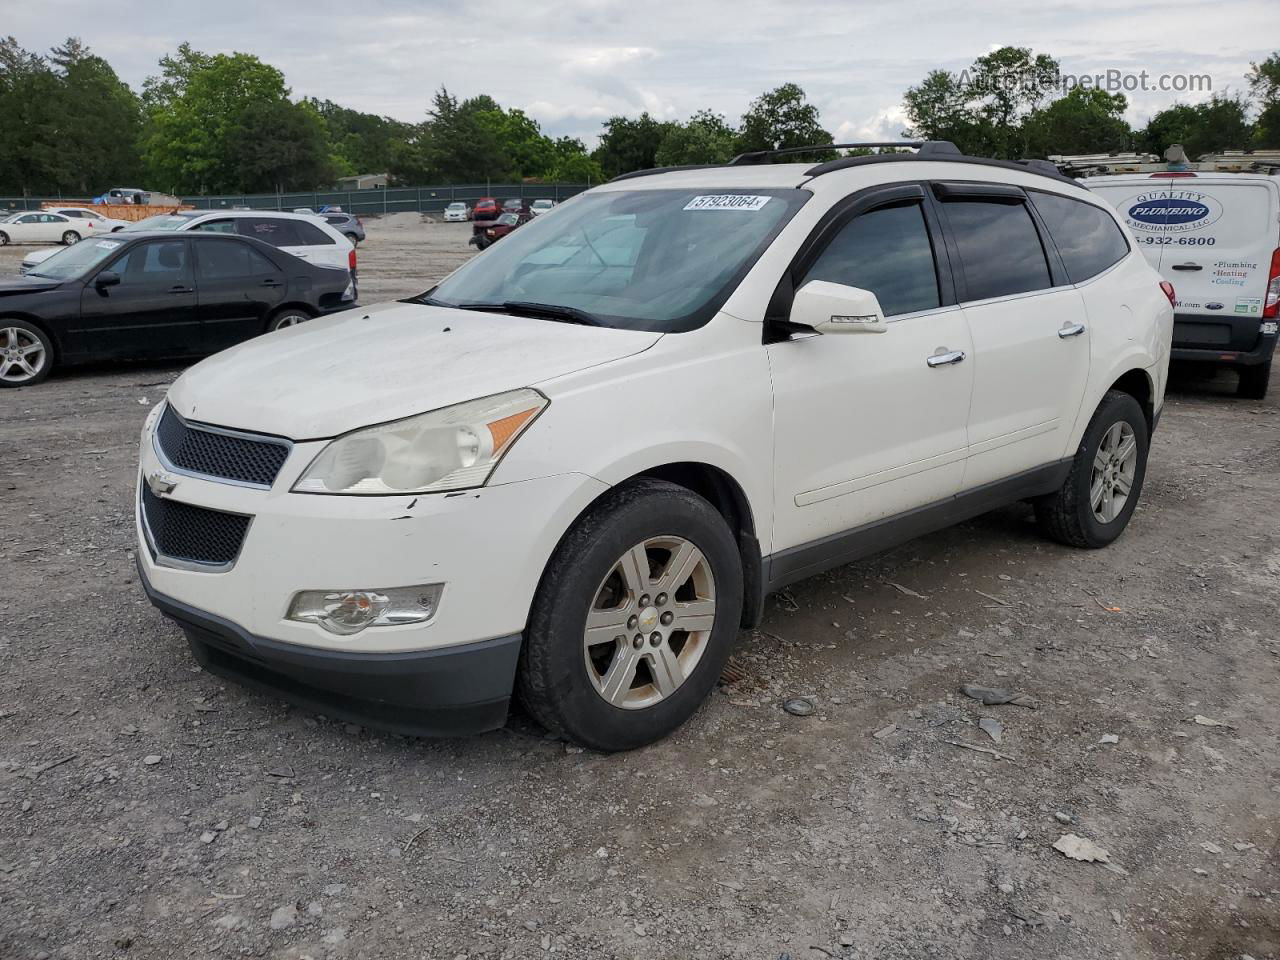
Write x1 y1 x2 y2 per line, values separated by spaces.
728 141 939 165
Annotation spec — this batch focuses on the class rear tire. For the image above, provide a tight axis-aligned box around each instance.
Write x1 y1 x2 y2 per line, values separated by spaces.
1035 390 1149 549
61 231 80 245
0 319 54 388
266 308 312 332
517 479 743 752
1237 358 1272 400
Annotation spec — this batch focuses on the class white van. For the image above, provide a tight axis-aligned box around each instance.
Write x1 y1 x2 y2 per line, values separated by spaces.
1088 173 1280 398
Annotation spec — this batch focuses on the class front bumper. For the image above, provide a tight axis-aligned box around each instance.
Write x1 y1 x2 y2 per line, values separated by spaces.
140 563 521 735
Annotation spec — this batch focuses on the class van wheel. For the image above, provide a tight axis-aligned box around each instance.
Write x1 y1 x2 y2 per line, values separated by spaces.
1237 359 1271 400
61 231 81 245
517 479 743 752
1035 390 1149 549
0 320 54 387
267 309 312 332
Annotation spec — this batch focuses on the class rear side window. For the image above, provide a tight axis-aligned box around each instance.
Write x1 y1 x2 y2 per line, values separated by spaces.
291 220 336 245
1031 192 1129 283
324 215 346 225
236 218 303 247
196 240 279 280
802 203 940 316
190 218 237 234
944 200 1051 301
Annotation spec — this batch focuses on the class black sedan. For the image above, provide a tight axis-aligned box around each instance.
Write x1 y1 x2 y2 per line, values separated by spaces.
0 231 356 387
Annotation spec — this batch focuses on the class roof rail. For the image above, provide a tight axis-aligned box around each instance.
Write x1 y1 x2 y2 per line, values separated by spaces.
803 149 1087 190
729 141 926 165
608 163 719 183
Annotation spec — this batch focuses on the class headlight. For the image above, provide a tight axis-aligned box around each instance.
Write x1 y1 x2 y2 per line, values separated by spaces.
292 389 547 495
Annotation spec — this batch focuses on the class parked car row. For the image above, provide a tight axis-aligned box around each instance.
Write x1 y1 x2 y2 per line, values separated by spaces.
0 210 118 247
451 197 557 223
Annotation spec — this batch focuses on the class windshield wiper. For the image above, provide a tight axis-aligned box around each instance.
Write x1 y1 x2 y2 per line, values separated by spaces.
500 301 606 326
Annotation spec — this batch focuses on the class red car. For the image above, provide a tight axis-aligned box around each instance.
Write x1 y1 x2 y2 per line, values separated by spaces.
471 197 501 221
469 212 525 250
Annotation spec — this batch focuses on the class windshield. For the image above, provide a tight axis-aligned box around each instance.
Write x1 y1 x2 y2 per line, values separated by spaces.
424 188 807 332
533 200 553 208
26 236 129 281
1 213 24 223
126 214 195 231
447 203 466 209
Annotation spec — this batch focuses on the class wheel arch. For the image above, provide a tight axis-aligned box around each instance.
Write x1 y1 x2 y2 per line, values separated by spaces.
0 312 62 359
1107 367 1155 431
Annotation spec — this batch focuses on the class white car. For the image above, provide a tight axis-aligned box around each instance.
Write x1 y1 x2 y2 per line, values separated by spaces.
530 199 555 216
443 202 470 222
48 206 131 233
135 142 1173 751
1088 172 1280 398
0 211 102 246
21 209 356 278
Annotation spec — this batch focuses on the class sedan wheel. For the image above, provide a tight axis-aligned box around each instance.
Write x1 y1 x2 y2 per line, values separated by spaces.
0 232 9 246
0 324 51 387
583 536 716 710
269 311 311 332
62 231 81 245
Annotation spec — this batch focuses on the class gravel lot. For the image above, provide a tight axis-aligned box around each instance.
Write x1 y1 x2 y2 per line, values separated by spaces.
1 215 1278 960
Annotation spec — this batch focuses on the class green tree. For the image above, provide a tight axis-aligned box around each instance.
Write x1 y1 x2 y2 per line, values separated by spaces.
229 98 333 192
1247 52 1280 107
903 69 986 153
0 37 63 195
1140 94 1251 158
1022 87 1132 157
592 113 675 178
546 137 604 183
736 83 832 156
47 38 143 194
655 109 738 166
306 97 413 176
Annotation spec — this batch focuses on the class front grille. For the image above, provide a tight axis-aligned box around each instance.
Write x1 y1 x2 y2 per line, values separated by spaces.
156 405 290 487
141 485 251 568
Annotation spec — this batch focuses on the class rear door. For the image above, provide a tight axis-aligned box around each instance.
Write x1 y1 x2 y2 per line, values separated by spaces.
934 184 1092 488
193 236 286 351
73 238 199 357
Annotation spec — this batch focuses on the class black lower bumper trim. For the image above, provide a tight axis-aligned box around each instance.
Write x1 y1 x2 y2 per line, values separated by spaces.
139 564 522 737
1171 333 1276 368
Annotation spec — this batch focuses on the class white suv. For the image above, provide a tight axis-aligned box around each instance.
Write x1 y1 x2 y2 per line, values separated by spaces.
20 210 356 278
135 142 1173 751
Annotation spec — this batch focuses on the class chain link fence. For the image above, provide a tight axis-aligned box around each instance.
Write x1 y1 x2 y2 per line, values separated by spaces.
1 183 593 216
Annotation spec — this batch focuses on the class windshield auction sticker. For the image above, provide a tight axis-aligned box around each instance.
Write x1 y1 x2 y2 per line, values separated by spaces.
684 195 771 211
95 240 121 249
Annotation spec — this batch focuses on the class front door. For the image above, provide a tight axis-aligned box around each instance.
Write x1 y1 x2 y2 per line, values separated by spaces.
768 188 973 559
72 239 198 358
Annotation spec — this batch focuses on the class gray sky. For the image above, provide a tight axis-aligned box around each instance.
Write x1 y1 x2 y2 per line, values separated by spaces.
10 0 1278 145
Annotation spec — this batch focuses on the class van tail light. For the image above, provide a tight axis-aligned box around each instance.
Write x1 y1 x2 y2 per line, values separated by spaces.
1264 248 1280 319
1160 281 1176 308
348 248 357 272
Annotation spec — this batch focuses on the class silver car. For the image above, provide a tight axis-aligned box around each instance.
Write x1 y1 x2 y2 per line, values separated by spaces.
443 202 470 222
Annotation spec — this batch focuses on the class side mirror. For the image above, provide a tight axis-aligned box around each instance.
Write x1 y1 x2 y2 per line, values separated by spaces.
789 280 888 334
94 271 121 289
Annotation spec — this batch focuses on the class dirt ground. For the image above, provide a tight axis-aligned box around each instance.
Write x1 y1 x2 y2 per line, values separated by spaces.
1 214 1277 960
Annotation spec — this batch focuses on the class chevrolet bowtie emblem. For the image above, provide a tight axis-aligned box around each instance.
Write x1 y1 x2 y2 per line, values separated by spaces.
147 470 179 497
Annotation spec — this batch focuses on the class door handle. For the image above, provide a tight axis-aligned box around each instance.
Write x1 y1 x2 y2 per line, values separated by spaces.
1171 263 1202 271
261 278 282 287
926 350 966 368
169 285 193 294
1058 322 1087 338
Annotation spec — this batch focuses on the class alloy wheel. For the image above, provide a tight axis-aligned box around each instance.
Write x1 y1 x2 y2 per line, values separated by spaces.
62 231 79 245
582 536 716 710
1090 421 1137 524
0 327 47 384
273 313 310 330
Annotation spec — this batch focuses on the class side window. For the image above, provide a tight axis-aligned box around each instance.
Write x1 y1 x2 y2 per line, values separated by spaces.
237 218 304 247
111 241 189 286
1030 192 1130 283
190 218 237 234
802 203 941 317
291 220 336 245
943 200 1052 301
196 240 279 280
17 214 40 223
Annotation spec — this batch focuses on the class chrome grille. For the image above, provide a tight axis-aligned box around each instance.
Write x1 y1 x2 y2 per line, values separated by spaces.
155 405 290 487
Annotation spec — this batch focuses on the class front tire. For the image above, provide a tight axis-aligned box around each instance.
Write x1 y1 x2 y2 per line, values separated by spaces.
61 230 81 245
1238 358 1272 400
0 320 54 387
1035 390 1149 548
517 479 743 752
0 231 9 246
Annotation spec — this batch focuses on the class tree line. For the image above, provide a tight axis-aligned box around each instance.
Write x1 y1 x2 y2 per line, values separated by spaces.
1 36 1277 198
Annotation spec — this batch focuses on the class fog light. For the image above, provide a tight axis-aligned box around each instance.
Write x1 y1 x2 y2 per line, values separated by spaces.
287 584 443 636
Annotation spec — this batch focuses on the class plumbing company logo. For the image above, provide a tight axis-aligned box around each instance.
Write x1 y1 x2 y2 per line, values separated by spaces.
1122 189 1222 233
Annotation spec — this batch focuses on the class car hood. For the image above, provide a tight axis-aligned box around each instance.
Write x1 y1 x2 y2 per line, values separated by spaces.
167 300 662 440
0 276 62 295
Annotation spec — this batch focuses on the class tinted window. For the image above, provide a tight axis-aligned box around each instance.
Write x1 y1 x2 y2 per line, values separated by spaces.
944 200 1051 301
190 218 237 234
1031 192 1129 283
110 241 189 286
291 220 336 245
324 215 347 225
236 218 303 247
803 203 940 317
196 239 279 280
